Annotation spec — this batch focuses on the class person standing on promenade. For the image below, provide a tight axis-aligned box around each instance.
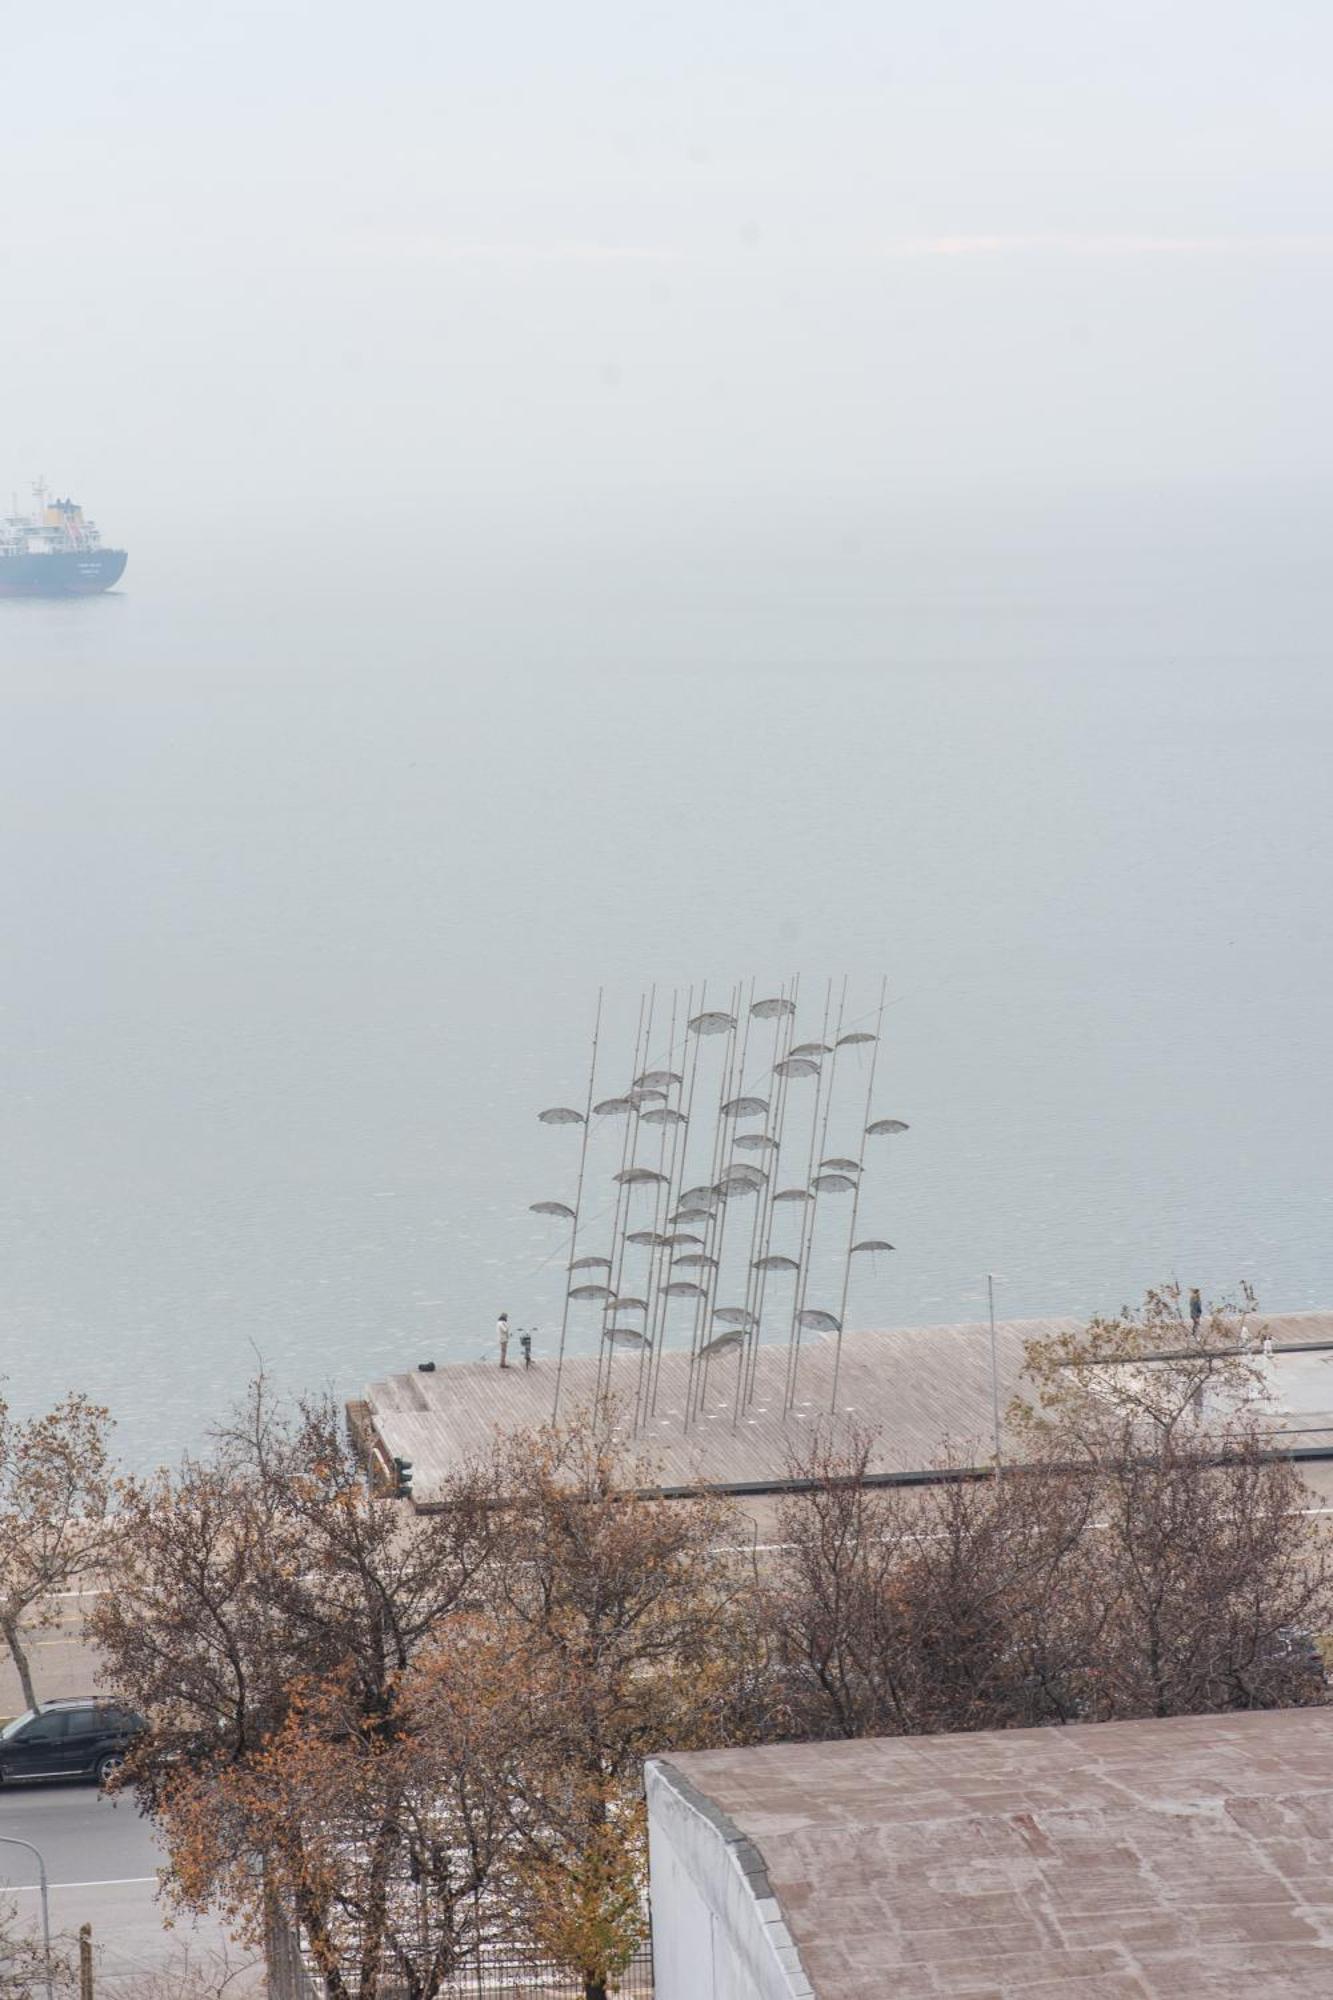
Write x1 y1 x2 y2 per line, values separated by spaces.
1188 1287 1203 1337
519 1328 532 1369
497 1312 510 1368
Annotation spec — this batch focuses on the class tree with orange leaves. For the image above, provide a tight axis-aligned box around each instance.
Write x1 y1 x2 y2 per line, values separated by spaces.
95 1389 757 1998
154 1666 515 1999
93 1381 506 1996
467 1411 751 2000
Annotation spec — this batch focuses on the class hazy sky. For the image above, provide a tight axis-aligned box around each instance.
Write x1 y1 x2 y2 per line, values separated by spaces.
5 0 1332 543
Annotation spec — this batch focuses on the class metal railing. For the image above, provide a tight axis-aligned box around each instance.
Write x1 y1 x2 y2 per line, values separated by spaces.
265 1897 653 2000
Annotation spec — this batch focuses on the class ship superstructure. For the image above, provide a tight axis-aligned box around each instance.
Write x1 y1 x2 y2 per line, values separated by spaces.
0 483 128 596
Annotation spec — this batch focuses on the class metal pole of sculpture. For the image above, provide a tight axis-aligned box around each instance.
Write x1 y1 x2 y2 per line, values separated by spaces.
829 975 888 1413
533 977 906 1438
596 989 650 1406
783 978 840 1414
549 989 602 1423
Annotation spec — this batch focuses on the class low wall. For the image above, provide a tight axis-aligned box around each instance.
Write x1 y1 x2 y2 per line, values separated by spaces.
645 1759 813 2000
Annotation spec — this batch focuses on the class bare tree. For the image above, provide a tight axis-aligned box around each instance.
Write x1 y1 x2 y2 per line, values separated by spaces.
0 1392 114 1709
93 1381 499 1781
768 1431 1097 1739
0 1897 72 1999
97 1940 263 1999
1010 1280 1265 1452
1012 1286 1333 1720
765 1428 916 1739
1068 1419 1331 1718
769 1289 1333 1741
891 1464 1100 1733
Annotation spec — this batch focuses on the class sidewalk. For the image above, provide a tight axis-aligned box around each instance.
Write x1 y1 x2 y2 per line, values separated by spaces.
0 1589 105 1719
5 1880 265 1997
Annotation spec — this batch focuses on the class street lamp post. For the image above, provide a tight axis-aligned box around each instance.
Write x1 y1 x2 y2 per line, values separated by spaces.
987 1273 1004 1474
0 1833 55 2000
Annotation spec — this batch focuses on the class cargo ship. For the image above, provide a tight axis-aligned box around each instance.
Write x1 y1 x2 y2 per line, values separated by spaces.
0 485 127 596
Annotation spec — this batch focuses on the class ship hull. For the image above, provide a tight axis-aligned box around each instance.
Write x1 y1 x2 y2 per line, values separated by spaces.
0 549 128 597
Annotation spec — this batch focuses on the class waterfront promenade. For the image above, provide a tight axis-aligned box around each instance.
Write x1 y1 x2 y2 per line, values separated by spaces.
362 1311 1333 1506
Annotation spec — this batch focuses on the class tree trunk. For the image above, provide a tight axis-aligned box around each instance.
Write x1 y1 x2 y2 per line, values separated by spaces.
583 1977 608 2000
2 1612 37 1711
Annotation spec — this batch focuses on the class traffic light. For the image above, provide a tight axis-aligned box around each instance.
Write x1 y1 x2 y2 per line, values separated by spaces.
392 1456 413 1500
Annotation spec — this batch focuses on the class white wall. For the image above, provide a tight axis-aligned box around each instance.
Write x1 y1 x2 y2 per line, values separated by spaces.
645 1760 815 2000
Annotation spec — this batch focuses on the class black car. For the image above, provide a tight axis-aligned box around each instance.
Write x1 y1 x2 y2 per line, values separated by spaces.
0 1698 145 1786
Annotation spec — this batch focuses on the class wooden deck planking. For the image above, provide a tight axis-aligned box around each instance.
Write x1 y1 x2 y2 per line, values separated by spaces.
362 1312 1333 1502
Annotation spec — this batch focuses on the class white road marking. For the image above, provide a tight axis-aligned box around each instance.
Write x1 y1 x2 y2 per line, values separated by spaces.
6 1876 158 1892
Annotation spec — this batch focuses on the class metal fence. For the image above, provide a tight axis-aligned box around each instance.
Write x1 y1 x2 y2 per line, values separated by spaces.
265 1896 321 2000
430 1948 653 1998
265 1900 653 2000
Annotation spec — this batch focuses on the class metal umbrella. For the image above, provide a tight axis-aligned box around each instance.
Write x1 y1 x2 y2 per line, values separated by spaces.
774 1055 820 1080
689 1010 736 1036
799 1308 841 1332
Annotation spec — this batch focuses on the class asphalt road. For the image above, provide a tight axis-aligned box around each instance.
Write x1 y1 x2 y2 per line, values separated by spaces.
0 1780 262 1994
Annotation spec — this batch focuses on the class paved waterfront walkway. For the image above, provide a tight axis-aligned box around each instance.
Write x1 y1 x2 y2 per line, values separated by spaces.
364 1311 1333 1503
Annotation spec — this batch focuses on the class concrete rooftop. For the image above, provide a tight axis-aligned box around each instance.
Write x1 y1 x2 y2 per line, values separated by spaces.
659 1707 1333 1997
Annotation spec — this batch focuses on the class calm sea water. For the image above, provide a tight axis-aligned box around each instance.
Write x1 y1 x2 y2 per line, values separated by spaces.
2 487 1330 1470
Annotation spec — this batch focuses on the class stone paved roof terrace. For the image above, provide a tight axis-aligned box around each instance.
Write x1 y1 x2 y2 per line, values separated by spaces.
654 1707 1333 1996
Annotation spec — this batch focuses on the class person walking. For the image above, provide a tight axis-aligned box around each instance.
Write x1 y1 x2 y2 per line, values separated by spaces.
1188 1287 1203 1337
497 1312 510 1368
